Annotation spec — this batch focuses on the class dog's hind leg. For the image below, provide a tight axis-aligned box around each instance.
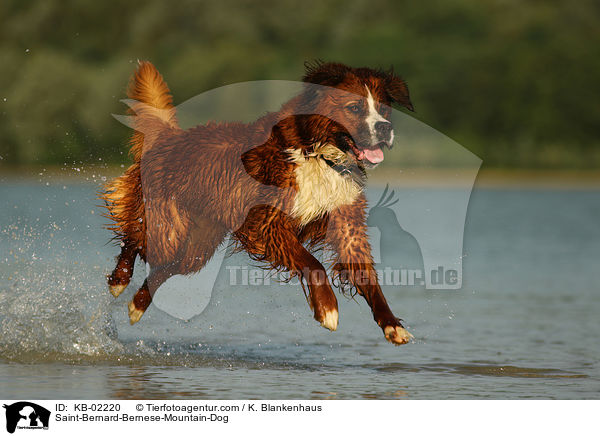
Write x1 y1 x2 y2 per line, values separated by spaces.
128 217 227 324
128 264 174 324
107 239 138 297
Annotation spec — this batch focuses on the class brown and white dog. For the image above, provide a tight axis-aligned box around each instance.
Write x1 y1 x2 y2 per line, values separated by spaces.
102 61 415 345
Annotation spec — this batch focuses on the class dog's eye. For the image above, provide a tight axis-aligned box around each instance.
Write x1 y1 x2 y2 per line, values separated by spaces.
346 104 361 113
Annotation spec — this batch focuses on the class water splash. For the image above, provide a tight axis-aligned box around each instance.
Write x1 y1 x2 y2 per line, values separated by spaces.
0 201 136 364
0 264 123 362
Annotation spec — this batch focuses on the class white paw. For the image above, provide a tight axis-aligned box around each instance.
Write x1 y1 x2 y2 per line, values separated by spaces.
128 301 144 325
384 325 414 345
109 284 127 298
320 309 338 331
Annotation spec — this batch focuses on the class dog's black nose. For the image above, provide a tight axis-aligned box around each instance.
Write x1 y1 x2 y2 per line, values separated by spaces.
375 121 392 136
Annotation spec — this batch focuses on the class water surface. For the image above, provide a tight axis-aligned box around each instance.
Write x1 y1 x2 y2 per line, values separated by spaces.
1 180 598 399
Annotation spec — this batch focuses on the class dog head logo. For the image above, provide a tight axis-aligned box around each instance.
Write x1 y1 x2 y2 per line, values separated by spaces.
3 402 50 433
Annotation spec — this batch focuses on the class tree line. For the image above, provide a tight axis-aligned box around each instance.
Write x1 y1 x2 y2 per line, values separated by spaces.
0 0 598 168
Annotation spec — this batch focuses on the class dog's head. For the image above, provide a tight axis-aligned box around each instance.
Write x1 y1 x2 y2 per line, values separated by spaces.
301 61 413 168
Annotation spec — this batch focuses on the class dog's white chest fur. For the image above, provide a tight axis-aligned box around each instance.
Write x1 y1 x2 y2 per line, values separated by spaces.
287 148 362 226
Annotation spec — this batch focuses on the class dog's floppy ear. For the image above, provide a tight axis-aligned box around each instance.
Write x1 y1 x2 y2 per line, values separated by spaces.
303 61 349 87
384 68 414 112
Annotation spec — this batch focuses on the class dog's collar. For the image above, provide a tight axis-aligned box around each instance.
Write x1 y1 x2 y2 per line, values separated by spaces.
322 157 349 175
322 157 366 187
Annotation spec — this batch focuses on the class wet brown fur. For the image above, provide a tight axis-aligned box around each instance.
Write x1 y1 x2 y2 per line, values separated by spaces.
102 60 414 344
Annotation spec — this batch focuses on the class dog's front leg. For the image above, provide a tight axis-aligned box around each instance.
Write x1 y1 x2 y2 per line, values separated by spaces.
294 250 339 332
272 237 340 331
236 207 338 331
327 197 413 345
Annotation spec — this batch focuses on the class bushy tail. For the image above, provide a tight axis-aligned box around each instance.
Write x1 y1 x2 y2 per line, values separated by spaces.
101 61 178 256
125 60 179 161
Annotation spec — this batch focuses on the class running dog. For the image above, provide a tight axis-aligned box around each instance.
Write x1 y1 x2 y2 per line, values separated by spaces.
102 60 414 345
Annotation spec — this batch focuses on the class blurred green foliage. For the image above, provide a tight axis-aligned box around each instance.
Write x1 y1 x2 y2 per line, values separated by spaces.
0 0 598 168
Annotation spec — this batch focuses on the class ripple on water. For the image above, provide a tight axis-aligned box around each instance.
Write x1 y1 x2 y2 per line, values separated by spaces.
370 362 588 379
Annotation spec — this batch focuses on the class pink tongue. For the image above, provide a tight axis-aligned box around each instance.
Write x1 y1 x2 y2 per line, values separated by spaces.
363 148 384 164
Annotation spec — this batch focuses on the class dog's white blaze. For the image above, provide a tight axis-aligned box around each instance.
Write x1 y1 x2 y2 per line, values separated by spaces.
287 148 362 226
365 86 388 143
